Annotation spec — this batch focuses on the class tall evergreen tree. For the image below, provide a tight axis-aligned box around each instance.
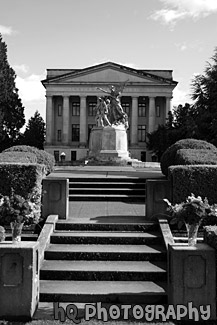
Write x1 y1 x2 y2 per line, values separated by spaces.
22 110 45 149
0 34 25 151
191 47 217 146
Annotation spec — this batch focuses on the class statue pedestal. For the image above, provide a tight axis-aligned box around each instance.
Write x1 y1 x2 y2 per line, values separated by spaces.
88 126 130 164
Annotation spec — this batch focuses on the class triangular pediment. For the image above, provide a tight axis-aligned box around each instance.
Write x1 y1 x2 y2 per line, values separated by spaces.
43 62 175 86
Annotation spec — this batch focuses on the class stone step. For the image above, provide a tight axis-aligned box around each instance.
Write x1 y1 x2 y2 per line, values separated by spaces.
69 188 145 194
40 280 167 304
50 231 163 245
40 260 167 281
69 182 146 188
69 194 145 202
45 244 166 261
55 221 156 232
69 178 146 183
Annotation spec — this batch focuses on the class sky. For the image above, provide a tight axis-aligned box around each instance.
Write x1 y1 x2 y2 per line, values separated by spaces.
1 0 217 127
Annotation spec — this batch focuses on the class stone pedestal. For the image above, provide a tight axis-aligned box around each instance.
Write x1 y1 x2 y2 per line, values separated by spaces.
0 242 39 320
88 126 130 163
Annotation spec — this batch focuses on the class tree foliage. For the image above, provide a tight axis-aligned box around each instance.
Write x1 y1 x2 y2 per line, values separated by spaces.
191 47 217 146
0 34 25 151
148 47 217 158
22 111 46 149
147 105 197 160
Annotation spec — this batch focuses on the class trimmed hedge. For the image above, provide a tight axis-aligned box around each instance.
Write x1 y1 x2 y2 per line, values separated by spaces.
0 152 37 163
169 165 217 204
0 163 45 225
160 139 217 177
3 145 55 175
175 149 217 165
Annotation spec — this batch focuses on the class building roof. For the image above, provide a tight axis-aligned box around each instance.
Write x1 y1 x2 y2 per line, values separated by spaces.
41 61 178 87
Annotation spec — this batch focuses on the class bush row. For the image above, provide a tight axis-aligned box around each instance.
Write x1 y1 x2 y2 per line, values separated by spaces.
168 165 217 204
160 139 217 177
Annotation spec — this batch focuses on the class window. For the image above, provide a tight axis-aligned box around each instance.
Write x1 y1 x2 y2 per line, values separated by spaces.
71 151 77 161
88 102 96 116
54 151 59 162
138 125 146 142
122 102 130 116
72 124 80 141
57 130 62 142
156 105 160 117
88 124 95 140
72 102 80 116
138 103 146 117
58 104 62 116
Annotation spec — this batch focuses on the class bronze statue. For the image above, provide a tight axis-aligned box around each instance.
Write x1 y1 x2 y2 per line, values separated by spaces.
96 80 129 128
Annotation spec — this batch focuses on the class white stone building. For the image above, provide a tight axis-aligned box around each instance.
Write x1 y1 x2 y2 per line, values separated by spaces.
41 62 177 162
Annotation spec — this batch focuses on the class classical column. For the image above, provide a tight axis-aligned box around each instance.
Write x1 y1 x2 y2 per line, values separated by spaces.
130 96 138 145
148 97 156 133
45 95 53 144
165 96 172 119
62 96 70 144
80 96 87 147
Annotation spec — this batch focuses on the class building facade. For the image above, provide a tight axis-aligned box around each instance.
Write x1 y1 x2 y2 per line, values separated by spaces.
42 62 177 162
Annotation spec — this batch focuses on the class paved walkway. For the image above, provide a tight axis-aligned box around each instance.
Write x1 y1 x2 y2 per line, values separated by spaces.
49 165 164 221
52 164 163 179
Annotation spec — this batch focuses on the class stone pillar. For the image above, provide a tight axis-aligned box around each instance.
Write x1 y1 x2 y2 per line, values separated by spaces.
62 96 70 144
165 96 172 119
80 96 87 147
130 97 138 145
148 97 156 133
45 95 53 144
42 178 69 220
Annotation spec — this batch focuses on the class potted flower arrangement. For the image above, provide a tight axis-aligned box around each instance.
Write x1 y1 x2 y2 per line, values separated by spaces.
164 193 216 246
0 190 39 243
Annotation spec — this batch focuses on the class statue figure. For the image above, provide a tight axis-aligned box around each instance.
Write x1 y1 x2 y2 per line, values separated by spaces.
94 97 111 127
97 80 129 129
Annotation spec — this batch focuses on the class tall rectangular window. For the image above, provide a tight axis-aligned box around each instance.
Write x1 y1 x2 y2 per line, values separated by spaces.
138 103 146 117
71 124 80 141
58 104 62 116
138 125 146 142
57 130 62 141
122 102 130 116
88 102 96 116
72 102 80 116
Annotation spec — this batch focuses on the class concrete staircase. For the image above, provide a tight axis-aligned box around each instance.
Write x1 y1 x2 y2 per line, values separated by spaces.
40 220 167 305
68 177 146 202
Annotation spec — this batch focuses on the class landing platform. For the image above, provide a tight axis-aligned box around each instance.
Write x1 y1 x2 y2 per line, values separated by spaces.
48 165 164 221
68 201 145 221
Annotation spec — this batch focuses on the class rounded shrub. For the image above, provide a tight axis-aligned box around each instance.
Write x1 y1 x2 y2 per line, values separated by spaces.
0 152 37 163
160 139 217 177
3 145 55 175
